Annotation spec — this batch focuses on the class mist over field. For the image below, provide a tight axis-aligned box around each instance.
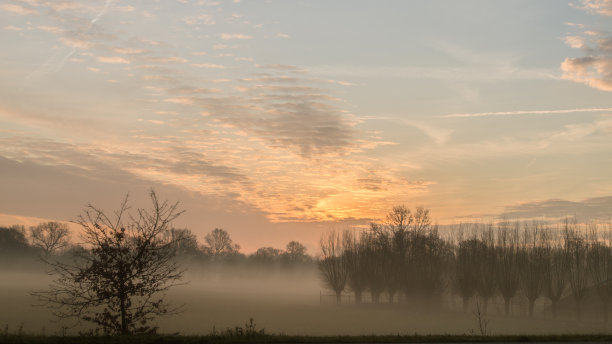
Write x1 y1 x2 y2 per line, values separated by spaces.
2 216 612 337
1 263 610 336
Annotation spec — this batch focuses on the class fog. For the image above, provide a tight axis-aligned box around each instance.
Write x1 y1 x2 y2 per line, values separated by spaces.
3 212 612 337
1 262 610 337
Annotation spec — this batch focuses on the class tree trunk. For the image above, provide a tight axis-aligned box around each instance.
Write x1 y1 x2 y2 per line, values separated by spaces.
551 299 558 319
335 291 342 305
603 298 609 323
462 297 469 313
388 290 395 304
120 295 128 334
528 298 535 317
355 290 362 305
576 299 582 321
372 291 380 304
504 298 511 316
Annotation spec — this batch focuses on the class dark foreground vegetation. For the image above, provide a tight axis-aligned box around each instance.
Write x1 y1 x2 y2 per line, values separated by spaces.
3 333 612 344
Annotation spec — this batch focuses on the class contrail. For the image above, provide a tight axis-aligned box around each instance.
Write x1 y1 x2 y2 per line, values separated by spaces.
23 0 114 85
91 0 113 25
442 107 612 118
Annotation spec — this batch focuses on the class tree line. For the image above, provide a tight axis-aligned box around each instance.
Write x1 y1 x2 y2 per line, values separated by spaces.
5 192 611 335
0 224 313 269
318 205 612 323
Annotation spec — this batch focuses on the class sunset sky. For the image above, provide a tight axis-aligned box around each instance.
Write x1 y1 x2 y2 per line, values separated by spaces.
1 0 612 251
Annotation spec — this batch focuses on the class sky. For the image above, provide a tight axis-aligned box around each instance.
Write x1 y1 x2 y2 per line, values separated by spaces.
1 0 612 252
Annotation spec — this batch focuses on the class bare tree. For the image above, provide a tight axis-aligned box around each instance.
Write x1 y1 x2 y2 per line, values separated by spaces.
564 220 589 321
318 230 348 305
284 241 308 263
29 222 70 257
475 226 497 314
32 191 185 335
586 227 612 323
518 222 546 317
252 246 281 264
411 206 431 236
167 228 199 257
0 225 30 255
495 221 520 316
543 246 568 319
411 229 452 306
344 231 368 304
455 238 482 313
204 228 240 259
364 235 387 304
386 205 412 233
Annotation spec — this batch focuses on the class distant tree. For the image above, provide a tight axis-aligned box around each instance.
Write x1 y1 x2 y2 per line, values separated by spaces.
411 206 431 236
586 228 612 323
565 223 589 321
517 223 547 317
543 246 568 319
344 231 368 304
493 222 521 316
29 222 70 257
386 205 412 233
204 228 240 259
475 226 497 314
410 229 452 306
0 225 30 254
252 246 281 264
384 206 412 301
168 228 199 257
284 241 308 263
33 191 185 335
318 230 348 305
455 238 483 312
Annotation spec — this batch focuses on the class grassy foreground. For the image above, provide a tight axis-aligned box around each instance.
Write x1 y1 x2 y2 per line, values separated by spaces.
2 333 612 343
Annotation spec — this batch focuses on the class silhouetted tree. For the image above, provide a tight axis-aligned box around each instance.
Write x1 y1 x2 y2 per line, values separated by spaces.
167 228 199 257
33 191 185 335
586 228 612 323
29 221 70 257
455 238 482 312
0 225 30 255
344 231 368 304
565 221 589 321
495 222 520 316
411 229 452 306
204 228 240 259
543 246 568 319
252 246 281 264
283 241 308 263
475 226 497 314
318 230 348 305
518 222 547 317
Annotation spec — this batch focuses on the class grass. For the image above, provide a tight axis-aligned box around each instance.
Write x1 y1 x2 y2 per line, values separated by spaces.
2 333 612 344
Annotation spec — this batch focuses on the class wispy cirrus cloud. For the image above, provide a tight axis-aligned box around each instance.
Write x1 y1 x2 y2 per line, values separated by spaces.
220 33 252 40
0 3 37 15
97 56 130 64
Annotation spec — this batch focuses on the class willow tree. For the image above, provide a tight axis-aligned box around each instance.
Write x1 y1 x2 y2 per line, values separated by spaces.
344 231 368 304
33 191 185 335
586 233 612 323
495 222 520 316
318 230 348 305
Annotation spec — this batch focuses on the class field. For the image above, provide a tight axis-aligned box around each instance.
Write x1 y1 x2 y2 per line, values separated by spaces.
2 266 612 338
